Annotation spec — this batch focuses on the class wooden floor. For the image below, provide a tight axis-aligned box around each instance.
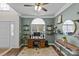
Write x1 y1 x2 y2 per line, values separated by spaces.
3 48 22 56
0 48 9 55
3 45 63 56
18 46 59 56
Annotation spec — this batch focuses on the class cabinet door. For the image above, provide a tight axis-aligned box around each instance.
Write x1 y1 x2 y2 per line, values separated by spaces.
28 39 33 48
39 40 45 48
0 22 10 48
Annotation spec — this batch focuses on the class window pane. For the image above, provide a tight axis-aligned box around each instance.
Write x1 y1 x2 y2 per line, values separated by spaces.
0 3 10 10
63 20 75 35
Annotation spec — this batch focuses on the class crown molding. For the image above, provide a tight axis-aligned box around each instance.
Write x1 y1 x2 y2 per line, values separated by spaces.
54 3 73 17
8 3 21 16
20 15 55 18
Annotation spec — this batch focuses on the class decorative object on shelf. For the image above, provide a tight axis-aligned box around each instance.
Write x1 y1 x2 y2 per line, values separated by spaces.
46 31 53 35
53 26 57 34
53 26 57 29
23 29 29 31
23 24 29 31
57 29 63 34
46 25 53 31
22 24 30 42
46 24 53 35
23 24 29 26
20 23 30 46
48 27 52 30
57 15 62 24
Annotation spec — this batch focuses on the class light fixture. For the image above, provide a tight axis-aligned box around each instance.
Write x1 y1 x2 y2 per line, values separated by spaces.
38 6 41 11
35 5 38 10
35 5 42 11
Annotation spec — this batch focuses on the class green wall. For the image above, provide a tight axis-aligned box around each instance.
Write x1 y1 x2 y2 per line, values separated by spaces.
54 3 79 56
20 17 55 46
55 4 79 47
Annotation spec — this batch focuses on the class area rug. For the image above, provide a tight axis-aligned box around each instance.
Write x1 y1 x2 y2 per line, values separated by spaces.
18 46 58 56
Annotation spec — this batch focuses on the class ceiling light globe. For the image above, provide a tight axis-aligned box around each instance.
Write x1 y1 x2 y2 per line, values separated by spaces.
35 6 38 10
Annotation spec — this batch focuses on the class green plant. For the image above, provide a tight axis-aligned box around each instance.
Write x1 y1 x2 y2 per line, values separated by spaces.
62 36 67 42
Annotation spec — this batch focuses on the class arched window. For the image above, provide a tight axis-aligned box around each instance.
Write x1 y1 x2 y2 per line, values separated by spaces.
62 20 76 35
31 18 45 38
31 18 45 24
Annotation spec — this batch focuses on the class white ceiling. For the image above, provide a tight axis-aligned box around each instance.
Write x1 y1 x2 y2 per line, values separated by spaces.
8 3 70 17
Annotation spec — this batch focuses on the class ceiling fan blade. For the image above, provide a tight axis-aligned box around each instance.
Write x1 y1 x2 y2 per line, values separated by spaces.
42 3 48 5
35 3 41 6
24 5 34 7
42 7 47 12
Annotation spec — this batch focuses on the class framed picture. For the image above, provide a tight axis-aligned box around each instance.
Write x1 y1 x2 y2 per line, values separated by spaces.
57 15 62 24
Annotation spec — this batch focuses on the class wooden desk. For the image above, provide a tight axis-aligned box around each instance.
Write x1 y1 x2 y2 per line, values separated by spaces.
28 39 45 48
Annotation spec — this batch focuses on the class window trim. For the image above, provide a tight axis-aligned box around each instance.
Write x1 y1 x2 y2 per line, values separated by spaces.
62 20 76 35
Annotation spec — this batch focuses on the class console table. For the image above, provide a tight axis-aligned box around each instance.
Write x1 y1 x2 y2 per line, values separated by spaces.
28 39 45 48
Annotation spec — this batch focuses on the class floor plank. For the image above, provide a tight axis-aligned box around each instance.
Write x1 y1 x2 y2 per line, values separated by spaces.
0 48 9 55
3 48 23 56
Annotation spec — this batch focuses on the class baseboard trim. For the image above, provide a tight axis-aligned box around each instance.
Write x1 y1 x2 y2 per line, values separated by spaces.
48 43 54 45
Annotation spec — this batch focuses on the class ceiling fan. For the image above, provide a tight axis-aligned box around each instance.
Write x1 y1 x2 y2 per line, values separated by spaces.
24 3 48 12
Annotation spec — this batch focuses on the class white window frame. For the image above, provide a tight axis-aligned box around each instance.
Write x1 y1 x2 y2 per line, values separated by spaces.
63 20 75 35
0 3 10 10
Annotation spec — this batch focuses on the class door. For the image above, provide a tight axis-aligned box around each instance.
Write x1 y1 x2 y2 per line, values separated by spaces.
0 21 10 48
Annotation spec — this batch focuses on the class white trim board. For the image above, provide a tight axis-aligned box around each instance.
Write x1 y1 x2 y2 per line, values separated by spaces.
48 43 54 45
8 3 21 16
20 15 55 18
54 3 73 17
55 42 75 54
